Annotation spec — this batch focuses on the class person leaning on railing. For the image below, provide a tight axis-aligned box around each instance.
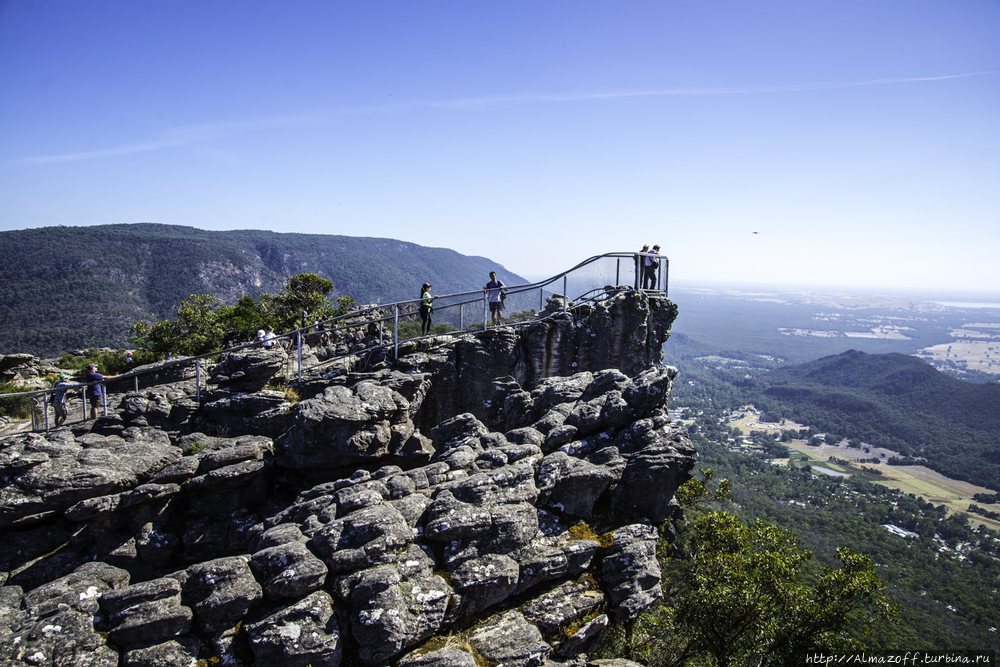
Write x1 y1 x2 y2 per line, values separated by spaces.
85 363 116 421
420 283 434 335
51 374 76 427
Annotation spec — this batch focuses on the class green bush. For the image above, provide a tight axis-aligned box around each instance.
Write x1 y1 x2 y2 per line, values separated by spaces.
0 382 34 419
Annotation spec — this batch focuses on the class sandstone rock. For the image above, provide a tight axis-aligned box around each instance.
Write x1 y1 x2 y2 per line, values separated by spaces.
0 607 120 667
600 524 662 621
246 590 342 667
536 451 616 519
182 555 262 633
555 613 610 658
521 578 604 636
611 427 695 523
467 609 551 667
0 287 692 666
209 347 287 392
335 563 452 666
399 646 479 667
121 638 203 667
250 541 328 600
21 561 130 619
308 503 414 574
450 553 520 618
97 576 192 647
278 382 410 470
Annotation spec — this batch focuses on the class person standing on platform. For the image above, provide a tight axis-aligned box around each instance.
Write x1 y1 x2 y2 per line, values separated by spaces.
85 364 116 421
484 272 507 326
420 283 434 335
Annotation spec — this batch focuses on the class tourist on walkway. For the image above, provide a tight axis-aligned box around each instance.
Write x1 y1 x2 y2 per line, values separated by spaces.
642 245 659 290
636 245 649 289
485 272 507 326
644 244 661 290
52 374 75 427
420 283 434 335
85 364 116 421
262 326 277 349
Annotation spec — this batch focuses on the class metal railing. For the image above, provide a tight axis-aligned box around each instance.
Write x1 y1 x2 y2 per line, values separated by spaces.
1 251 667 433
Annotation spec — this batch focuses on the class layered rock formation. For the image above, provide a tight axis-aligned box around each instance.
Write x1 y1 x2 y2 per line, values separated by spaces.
0 290 691 667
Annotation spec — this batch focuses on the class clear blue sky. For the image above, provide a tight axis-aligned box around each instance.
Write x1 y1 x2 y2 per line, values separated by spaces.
1 1 997 292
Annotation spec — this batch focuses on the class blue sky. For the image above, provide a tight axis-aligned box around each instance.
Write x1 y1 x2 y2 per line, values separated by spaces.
1 1 998 293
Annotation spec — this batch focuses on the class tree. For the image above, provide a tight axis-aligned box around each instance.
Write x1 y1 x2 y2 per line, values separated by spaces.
130 274 346 357
216 295 267 346
598 511 897 667
269 273 335 331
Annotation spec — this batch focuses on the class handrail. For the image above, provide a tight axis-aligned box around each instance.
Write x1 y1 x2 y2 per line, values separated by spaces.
1 251 667 432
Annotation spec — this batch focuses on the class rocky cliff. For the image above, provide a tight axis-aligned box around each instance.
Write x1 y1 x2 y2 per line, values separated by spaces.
0 290 692 667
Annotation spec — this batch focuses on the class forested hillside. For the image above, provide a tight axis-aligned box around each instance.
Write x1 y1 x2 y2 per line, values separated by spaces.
0 224 526 356
663 347 1000 650
756 350 1000 490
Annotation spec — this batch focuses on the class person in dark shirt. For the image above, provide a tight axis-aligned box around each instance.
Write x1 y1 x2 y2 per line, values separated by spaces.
85 363 116 420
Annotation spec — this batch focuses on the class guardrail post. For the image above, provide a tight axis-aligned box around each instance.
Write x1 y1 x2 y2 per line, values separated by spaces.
196 359 202 404
563 276 567 312
134 376 139 393
634 253 639 289
459 303 463 330
297 339 302 384
43 397 49 433
616 258 620 287
394 305 399 360
664 259 669 297
484 293 488 329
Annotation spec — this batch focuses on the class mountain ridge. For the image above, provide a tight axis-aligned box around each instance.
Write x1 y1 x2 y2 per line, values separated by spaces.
758 349 1000 490
0 223 527 356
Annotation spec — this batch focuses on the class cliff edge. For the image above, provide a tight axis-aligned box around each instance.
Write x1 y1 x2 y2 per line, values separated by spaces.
0 290 692 667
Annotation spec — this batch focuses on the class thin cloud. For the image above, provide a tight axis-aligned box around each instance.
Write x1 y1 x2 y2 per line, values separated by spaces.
16 71 994 164
401 70 999 110
16 113 324 165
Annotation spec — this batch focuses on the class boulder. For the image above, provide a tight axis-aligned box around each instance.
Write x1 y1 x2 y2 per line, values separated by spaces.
467 609 551 667
335 563 452 666
250 541 328 600
308 503 414 574
208 347 287 392
600 524 662 621
536 451 616 519
97 576 192 647
246 590 343 667
278 382 411 470
182 555 262 633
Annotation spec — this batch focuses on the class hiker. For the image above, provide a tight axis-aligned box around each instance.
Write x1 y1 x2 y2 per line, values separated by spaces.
85 364 116 420
420 283 433 335
51 374 76 427
262 326 277 349
484 272 507 326
635 245 649 289
643 244 661 290
316 319 329 345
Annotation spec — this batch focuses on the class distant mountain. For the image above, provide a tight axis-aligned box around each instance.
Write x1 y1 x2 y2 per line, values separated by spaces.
757 350 1000 490
0 224 527 356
